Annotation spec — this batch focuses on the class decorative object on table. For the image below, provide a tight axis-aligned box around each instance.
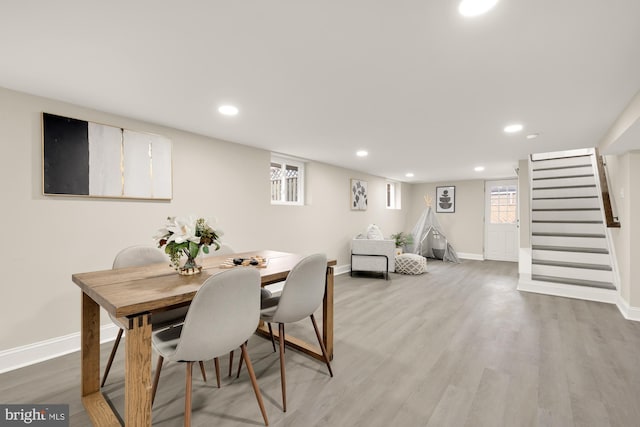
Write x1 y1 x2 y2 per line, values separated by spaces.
155 215 222 275
42 113 172 200
390 231 414 256
436 186 455 213
407 198 460 263
395 253 428 275
350 179 368 210
219 256 269 269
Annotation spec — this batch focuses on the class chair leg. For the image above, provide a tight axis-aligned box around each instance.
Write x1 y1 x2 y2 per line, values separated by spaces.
151 355 164 405
236 341 248 378
101 328 123 387
310 314 333 377
214 357 221 388
236 352 243 378
267 322 276 352
185 362 193 427
241 343 269 426
199 361 207 382
278 323 287 412
228 350 234 377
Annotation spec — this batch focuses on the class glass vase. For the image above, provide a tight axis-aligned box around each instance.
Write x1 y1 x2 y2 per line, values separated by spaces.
178 255 202 276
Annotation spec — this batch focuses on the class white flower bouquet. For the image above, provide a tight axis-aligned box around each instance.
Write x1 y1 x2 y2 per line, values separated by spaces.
155 215 222 274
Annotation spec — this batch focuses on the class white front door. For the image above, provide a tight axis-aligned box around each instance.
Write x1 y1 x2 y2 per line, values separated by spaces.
484 180 519 262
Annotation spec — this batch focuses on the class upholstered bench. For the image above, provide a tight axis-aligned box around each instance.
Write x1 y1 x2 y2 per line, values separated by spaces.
395 253 427 275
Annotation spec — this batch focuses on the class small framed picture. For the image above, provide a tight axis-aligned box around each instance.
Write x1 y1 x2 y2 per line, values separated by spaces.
436 186 455 213
350 179 368 210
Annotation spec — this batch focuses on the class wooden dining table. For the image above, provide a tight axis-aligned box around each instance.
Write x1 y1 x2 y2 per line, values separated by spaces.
72 250 336 426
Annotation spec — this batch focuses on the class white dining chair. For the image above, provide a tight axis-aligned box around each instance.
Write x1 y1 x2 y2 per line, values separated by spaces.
150 268 269 427
201 243 246 378
102 246 213 387
241 253 333 412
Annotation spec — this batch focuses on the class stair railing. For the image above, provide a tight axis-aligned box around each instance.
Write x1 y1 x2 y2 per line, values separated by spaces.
594 148 621 228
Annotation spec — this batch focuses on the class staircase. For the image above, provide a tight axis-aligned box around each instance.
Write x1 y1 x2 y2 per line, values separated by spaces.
524 148 619 300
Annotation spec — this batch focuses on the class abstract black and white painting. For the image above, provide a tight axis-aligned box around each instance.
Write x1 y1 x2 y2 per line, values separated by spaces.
43 113 172 200
436 186 455 213
351 179 368 210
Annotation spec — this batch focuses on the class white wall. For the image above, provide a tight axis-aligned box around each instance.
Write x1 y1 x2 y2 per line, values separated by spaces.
517 159 531 275
599 89 640 152
605 151 640 308
0 87 407 351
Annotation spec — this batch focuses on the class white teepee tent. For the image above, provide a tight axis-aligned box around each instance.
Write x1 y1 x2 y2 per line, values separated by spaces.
407 197 460 263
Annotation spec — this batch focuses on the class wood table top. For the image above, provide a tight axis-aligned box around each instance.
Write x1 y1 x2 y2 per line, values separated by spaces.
72 250 336 319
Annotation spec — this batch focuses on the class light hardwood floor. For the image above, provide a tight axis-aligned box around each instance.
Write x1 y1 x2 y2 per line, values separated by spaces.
2 260 640 426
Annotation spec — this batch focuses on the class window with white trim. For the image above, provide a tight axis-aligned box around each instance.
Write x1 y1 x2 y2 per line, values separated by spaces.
386 181 401 209
270 156 304 205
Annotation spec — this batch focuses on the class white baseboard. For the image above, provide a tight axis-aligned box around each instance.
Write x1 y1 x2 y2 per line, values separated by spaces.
517 277 618 304
457 252 484 261
616 295 640 321
334 264 351 276
0 323 120 374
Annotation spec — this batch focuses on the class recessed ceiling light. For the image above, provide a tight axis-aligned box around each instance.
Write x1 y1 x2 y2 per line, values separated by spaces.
504 123 523 133
474 166 485 172
405 172 415 178
458 0 499 17
526 133 540 139
218 105 239 116
356 150 368 157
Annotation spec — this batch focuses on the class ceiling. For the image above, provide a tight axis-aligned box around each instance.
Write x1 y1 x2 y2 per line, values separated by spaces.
1 1 639 183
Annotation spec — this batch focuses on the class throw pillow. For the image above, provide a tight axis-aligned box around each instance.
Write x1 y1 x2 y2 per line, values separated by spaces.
366 224 384 240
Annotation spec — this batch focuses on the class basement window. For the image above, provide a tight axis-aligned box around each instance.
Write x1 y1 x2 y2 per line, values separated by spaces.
270 155 304 206
386 182 401 209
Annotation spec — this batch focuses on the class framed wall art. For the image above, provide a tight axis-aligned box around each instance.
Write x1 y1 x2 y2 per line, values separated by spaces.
42 113 172 200
436 186 455 213
350 179 368 210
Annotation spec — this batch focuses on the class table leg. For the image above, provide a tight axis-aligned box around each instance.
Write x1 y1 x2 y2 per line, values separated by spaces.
125 313 152 427
80 293 121 426
81 293 100 396
323 266 334 360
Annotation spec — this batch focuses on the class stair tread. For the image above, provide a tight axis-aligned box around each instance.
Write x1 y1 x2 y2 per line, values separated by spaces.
532 259 612 271
532 220 603 224
531 274 615 290
532 245 609 254
532 232 605 238
532 196 598 200
532 174 594 180
533 185 596 190
531 154 592 161
532 208 600 211
532 164 592 171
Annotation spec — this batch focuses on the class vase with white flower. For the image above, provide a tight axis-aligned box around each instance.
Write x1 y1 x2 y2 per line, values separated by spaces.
155 215 222 275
